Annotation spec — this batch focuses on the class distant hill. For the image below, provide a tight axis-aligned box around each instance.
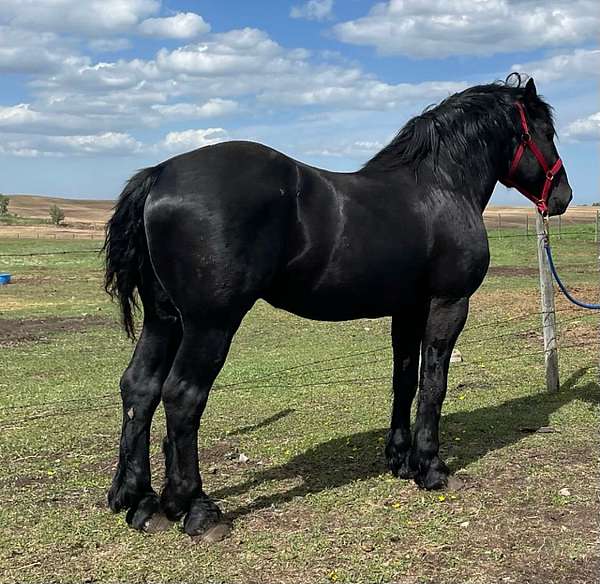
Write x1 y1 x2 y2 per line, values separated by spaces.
6 194 113 225
2 194 597 229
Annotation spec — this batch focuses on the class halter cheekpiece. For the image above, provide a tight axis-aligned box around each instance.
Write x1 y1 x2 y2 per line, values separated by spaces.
500 101 563 215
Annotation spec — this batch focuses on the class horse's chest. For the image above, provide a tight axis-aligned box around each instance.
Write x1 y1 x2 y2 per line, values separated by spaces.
428 233 490 298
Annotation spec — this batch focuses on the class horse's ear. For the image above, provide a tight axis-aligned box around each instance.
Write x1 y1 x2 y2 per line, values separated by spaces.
524 78 537 101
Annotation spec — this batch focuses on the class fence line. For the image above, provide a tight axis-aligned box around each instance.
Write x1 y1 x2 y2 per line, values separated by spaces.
0 248 102 257
0 311 595 424
2 210 597 241
0 308 594 414
1 339 596 430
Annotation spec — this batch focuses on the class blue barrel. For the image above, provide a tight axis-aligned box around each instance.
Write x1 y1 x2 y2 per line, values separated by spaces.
0 273 11 285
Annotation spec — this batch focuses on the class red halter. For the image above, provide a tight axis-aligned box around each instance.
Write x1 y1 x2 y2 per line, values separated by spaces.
500 102 563 216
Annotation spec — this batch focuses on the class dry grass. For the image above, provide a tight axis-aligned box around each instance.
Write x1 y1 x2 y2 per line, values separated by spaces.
6 194 112 225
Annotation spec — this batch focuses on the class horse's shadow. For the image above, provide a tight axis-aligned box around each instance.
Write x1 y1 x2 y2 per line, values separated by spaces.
210 368 598 519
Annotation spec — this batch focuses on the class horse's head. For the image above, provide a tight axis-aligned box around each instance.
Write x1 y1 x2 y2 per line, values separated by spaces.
502 78 572 217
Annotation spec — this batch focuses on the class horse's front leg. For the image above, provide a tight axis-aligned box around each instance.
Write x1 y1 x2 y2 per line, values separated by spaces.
411 297 468 490
386 308 426 478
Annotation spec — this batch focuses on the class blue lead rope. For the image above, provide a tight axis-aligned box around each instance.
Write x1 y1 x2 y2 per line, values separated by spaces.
544 241 600 310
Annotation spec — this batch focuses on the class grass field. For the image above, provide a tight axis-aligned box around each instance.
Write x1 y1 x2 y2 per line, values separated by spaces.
0 224 598 584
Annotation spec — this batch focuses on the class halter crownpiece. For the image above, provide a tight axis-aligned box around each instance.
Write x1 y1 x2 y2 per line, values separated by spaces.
500 101 563 216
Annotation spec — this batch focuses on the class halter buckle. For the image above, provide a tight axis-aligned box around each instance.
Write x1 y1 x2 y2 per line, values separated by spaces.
522 132 531 143
546 171 554 181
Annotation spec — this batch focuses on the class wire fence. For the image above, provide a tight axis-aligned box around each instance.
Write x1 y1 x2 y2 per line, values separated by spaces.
0 248 103 257
1 210 599 251
1 214 598 430
0 238 597 261
0 307 596 430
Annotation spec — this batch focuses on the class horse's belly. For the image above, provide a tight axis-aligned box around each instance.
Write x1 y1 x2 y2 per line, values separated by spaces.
263 272 424 321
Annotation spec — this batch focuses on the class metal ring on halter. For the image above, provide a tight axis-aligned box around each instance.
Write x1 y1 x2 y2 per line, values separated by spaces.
522 133 531 143
546 171 554 181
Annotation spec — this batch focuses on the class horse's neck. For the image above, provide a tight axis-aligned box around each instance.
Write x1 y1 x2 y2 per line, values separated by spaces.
458 130 513 214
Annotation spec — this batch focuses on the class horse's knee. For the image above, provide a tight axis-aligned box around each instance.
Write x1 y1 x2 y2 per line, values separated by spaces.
119 366 163 412
162 370 211 412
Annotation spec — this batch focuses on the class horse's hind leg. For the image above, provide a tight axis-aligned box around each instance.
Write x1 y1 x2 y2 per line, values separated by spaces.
159 313 245 539
386 307 427 478
108 288 181 531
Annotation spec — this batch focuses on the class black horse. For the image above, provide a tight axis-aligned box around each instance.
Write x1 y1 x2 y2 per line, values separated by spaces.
104 76 572 539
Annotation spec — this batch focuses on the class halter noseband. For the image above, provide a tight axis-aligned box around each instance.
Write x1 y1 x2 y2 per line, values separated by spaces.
500 102 563 216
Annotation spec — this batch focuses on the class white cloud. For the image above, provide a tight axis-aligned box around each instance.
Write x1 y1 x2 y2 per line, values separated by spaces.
261 80 466 109
161 128 229 154
306 139 384 158
0 103 98 135
511 49 600 84
139 12 210 39
333 0 599 57
0 22 474 143
290 0 334 21
0 26 74 73
155 28 282 75
88 38 132 53
0 131 142 157
50 132 142 154
151 99 238 119
0 0 160 36
564 112 600 142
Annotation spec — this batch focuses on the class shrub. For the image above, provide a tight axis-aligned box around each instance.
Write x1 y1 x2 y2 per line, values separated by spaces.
49 204 65 225
0 194 8 216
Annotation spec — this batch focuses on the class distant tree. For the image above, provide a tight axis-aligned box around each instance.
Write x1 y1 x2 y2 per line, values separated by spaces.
0 194 8 216
592 202 600 207
49 204 65 225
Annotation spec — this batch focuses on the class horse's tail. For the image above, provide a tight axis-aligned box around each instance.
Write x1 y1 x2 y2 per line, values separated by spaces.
103 166 162 339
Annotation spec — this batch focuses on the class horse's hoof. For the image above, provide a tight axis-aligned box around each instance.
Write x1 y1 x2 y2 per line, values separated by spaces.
413 456 449 490
184 496 230 542
125 493 162 531
143 513 174 533
190 521 232 544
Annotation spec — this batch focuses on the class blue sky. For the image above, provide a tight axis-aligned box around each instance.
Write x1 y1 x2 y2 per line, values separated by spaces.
1 0 598 204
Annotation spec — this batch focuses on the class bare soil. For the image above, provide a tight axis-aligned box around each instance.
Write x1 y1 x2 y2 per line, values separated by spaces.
0 315 110 347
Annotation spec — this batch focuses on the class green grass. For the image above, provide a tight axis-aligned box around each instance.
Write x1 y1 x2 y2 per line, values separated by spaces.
0 214 51 226
0 228 598 584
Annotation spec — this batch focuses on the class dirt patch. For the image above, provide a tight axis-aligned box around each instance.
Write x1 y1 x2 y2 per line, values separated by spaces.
488 266 539 277
561 321 598 346
489 265 598 277
0 315 112 347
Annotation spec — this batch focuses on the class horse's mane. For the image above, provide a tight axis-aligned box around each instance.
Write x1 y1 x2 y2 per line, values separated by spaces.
362 73 555 184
